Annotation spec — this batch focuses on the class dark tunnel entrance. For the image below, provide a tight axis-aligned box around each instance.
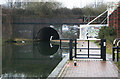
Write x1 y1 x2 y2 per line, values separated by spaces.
36 27 60 41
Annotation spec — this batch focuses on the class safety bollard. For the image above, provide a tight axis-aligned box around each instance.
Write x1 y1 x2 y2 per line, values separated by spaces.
74 61 77 66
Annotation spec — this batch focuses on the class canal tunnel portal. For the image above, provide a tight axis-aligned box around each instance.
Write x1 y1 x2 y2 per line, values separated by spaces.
36 27 60 41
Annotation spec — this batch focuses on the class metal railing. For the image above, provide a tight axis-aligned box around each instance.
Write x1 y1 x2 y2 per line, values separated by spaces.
113 38 120 61
60 39 106 61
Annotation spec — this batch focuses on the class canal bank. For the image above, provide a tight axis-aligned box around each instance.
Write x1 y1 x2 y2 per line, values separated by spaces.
48 53 69 78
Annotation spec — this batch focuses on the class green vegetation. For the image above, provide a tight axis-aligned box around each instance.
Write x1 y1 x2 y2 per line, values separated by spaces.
94 40 101 48
98 26 116 43
115 61 120 72
3 2 107 18
0 39 2 45
98 26 120 71
98 26 117 54
115 53 120 59
82 3 107 16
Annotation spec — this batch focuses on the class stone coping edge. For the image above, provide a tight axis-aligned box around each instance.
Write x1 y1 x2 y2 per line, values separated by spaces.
47 53 69 78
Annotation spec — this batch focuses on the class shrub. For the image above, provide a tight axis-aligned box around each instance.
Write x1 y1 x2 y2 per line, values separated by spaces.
98 26 117 44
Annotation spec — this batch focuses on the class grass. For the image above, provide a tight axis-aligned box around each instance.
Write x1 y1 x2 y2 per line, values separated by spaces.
94 40 101 48
115 53 120 59
14 38 39 42
0 39 2 46
0 38 2 58
95 40 120 71
106 42 113 54
4 38 41 43
115 61 120 72
94 40 113 54
111 43 120 71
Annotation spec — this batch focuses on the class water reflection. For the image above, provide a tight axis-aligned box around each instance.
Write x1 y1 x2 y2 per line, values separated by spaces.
2 42 62 78
37 42 59 56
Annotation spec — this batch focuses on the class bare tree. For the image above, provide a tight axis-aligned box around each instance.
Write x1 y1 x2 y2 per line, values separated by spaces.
6 0 14 8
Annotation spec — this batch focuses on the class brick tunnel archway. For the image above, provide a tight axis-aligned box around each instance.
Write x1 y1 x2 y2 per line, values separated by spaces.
36 27 60 41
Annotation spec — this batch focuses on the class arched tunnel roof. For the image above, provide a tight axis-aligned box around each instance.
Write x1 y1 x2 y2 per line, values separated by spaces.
36 27 60 41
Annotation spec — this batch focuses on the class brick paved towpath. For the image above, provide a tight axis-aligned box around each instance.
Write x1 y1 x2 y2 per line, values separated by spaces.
58 41 118 78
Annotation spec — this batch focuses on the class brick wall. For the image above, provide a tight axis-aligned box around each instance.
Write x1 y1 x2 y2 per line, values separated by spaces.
109 6 120 38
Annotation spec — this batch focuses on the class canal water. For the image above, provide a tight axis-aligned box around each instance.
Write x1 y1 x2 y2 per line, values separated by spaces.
2 41 65 78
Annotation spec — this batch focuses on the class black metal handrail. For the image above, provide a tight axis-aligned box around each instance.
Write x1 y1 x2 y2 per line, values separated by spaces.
112 38 120 61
